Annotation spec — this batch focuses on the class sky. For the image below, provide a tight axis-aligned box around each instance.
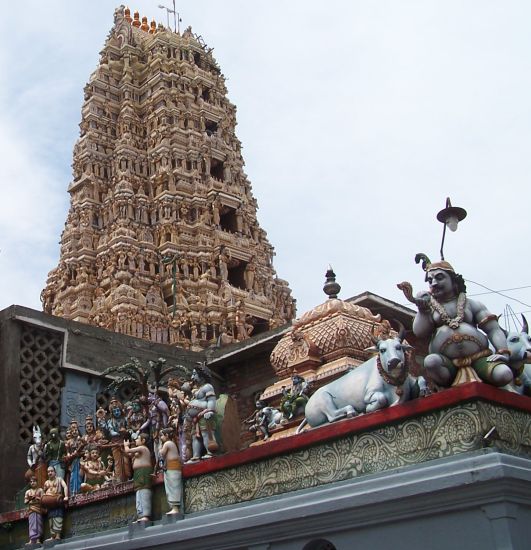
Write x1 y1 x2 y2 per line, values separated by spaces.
1 1 530 332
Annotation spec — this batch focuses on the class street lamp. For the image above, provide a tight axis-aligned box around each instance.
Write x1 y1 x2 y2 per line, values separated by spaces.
436 197 467 260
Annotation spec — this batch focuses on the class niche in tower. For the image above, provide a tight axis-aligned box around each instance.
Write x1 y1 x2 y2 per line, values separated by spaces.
228 260 247 290
219 205 237 233
248 316 269 336
210 158 224 180
205 119 218 136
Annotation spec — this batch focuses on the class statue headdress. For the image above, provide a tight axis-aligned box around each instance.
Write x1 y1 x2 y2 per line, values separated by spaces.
414 253 465 293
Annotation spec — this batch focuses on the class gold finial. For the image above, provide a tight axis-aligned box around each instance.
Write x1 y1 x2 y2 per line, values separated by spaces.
149 19 157 34
141 16 149 32
132 10 141 27
124 6 132 23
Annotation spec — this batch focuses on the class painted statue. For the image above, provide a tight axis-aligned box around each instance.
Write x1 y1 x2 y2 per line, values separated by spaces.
280 375 310 420
64 420 84 495
105 398 132 482
297 324 421 432
246 400 285 441
399 256 513 388
44 428 66 480
124 433 153 523
42 466 68 542
182 364 219 462
24 475 44 545
158 428 182 515
167 377 188 433
80 445 108 493
147 390 170 441
126 398 150 440
83 415 98 446
27 426 46 488
501 314 531 395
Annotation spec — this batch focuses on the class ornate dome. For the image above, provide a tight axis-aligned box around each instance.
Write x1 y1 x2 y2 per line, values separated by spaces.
270 294 387 379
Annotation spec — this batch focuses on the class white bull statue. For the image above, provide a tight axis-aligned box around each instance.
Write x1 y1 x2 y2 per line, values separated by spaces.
297 324 423 433
503 314 531 396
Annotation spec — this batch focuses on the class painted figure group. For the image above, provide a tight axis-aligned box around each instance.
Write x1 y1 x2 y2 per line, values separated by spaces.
24 363 220 543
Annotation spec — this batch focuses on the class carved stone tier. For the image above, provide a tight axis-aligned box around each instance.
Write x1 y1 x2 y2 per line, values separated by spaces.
42 7 295 349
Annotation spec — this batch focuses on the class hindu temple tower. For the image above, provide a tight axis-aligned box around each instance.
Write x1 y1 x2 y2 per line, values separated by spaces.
42 6 295 349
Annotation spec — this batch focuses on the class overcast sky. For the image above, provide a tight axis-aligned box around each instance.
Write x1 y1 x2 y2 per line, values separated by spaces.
1 1 530 331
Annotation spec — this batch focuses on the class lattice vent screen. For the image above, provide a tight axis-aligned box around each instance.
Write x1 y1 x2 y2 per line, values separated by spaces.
19 325 64 442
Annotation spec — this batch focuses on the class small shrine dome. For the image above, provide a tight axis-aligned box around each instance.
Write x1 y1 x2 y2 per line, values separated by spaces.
270 268 392 380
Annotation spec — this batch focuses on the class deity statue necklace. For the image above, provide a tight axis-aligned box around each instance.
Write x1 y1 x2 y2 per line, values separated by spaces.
429 292 466 329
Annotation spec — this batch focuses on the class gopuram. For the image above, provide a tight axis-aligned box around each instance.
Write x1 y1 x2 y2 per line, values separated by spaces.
41 6 295 350
0 7 530 550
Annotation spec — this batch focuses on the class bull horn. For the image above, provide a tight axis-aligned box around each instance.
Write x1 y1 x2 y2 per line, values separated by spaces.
522 314 529 334
498 315 508 337
370 324 379 345
394 320 406 343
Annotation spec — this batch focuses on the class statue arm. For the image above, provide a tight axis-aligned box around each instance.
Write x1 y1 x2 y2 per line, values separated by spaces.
27 448 33 468
203 386 217 419
471 300 509 360
60 478 69 500
412 291 434 338
413 310 435 339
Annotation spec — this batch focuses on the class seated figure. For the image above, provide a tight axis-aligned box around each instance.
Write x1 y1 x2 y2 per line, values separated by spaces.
410 259 513 388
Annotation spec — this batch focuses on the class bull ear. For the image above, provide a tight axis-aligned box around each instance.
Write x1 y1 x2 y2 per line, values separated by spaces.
401 344 414 352
364 345 378 354
522 314 529 334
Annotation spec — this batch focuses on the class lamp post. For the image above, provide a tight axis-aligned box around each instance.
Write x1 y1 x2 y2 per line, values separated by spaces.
436 197 467 261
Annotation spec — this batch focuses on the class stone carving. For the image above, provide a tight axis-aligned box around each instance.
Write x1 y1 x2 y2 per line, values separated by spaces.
182 364 219 462
27 426 47 489
44 428 66 480
158 428 183 515
42 466 69 541
41 10 295 348
123 433 153 523
246 400 285 441
398 255 513 388
280 374 310 421
270 297 381 379
24 475 44 545
185 400 531 514
297 324 422 432
501 314 531 395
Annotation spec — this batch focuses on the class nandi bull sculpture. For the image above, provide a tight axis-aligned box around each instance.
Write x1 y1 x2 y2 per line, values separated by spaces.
297 324 423 433
502 314 531 395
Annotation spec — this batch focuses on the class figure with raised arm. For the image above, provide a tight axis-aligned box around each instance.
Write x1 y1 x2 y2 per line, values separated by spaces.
400 256 513 388
124 433 153 523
